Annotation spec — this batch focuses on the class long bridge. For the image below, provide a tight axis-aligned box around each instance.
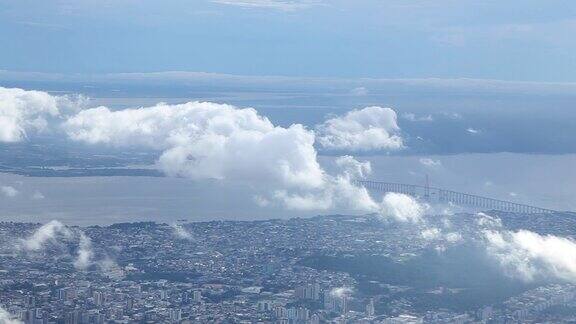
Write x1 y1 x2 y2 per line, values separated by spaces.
355 180 556 214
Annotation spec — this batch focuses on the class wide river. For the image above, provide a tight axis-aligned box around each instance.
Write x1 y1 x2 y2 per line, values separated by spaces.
0 153 574 225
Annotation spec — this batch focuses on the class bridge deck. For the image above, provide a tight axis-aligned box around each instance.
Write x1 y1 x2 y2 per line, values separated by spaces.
355 180 556 214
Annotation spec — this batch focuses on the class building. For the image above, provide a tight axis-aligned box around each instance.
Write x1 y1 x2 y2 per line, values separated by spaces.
295 283 320 300
365 298 375 317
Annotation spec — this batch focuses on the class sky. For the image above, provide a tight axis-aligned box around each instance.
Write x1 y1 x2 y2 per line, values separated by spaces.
3 1 576 288
1 0 576 81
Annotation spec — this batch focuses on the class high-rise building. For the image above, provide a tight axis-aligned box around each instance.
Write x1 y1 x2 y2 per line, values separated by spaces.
287 307 309 321
257 300 273 312
192 290 202 302
273 305 287 319
341 296 348 315
65 309 82 324
182 291 190 304
58 288 68 300
170 309 182 322
310 313 321 324
295 283 320 300
93 291 104 306
477 306 493 321
105 264 126 280
324 291 336 311
366 298 375 317
25 296 36 308
126 298 134 311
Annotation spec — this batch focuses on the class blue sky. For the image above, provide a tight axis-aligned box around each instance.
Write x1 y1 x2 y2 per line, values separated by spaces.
1 0 576 81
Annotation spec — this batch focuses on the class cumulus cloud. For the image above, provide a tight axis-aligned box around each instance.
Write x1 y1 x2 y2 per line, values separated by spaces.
63 101 385 212
19 220 71 252
0 307 21 324
272 155 376 212
429 212 576 284
378 192 426 223
0 88 405 216
483 229 576 282
0 87 84 142
334 155 371 179
316 106 404 152
64 102 323 187
274 175 377 211
0 186 19 198
73 233 94 270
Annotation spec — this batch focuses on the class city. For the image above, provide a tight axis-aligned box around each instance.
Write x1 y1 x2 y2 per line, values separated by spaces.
1 212 575 323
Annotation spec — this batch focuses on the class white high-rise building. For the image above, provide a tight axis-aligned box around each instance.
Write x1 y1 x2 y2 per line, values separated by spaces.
366 298 375 317
193 290 202 302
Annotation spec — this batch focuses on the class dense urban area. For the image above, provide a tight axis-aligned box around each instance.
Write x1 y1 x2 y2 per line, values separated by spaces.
1 212 576 323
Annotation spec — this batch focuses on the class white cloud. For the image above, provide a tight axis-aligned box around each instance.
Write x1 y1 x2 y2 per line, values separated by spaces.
98 257 125 280
421 224 461 246
253 195 271 207
31 191 45 200
445 232 462 243
15 220 123 275
402 113 433 122
171 223 193 240
475 212 502 229
211 0 321 11
378 192 425 223
60 99 423 217
73 234 123 275
350 86 368 96
0 87 84 142
466 127 480 134
483 229 576 282
419 157 441 168
19 220 71 252
64 102 323 187
330 287 353 298
0 307 22 324
73 233 94 270
274 174 378 212
64 101 381 212
421 227 441 240
335 155 372 179
316 106 404 152
416 212 576 284
272 156 377 212
0 186 19 198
